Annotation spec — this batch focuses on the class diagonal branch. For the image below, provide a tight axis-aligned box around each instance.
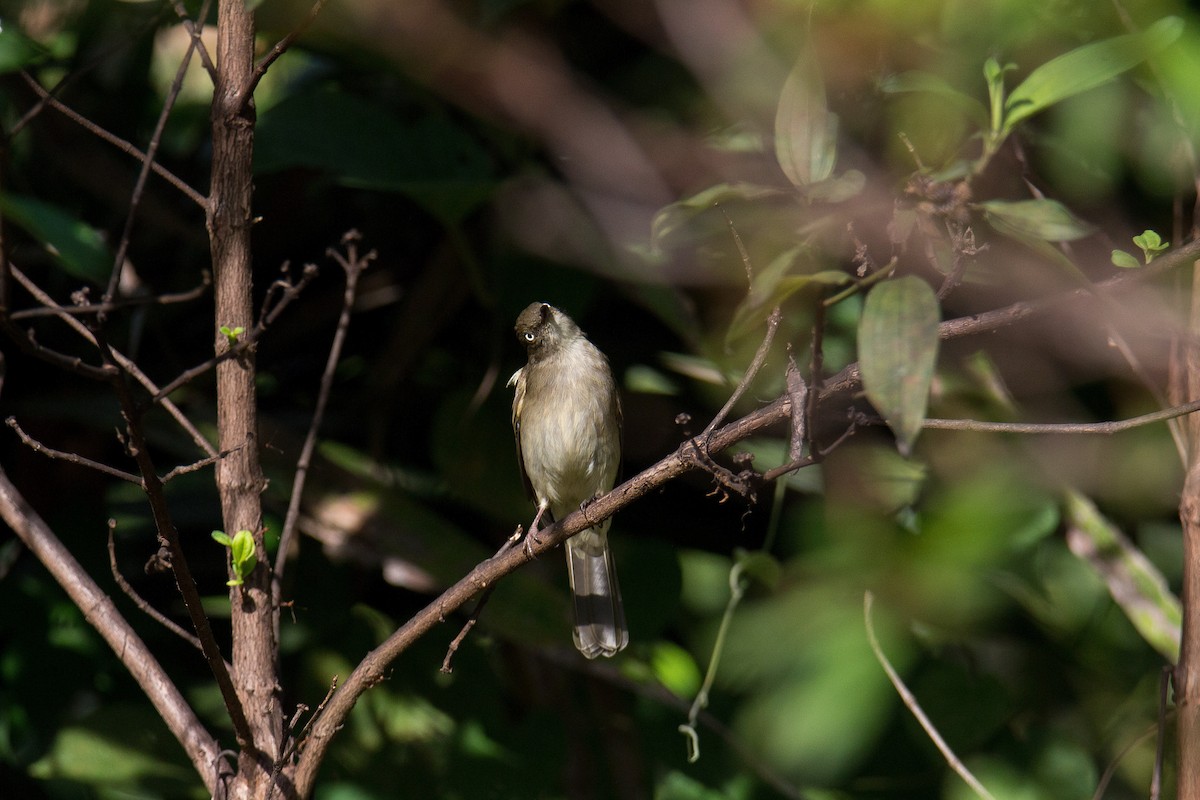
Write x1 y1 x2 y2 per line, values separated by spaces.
0 466 226 794
18 72 207 209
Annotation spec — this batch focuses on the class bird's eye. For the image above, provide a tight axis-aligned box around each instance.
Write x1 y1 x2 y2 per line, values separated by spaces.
524 332 536 342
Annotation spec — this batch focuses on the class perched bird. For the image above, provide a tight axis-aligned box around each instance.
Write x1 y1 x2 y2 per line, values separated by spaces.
508 302 627 658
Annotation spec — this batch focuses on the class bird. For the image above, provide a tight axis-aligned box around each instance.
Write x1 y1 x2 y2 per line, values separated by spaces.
508 301 628 658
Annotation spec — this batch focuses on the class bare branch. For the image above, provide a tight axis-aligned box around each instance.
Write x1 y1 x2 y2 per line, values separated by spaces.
6 417 141 484
9 274 210 320
108 522 208 654
702 306 782 441
274 233 374 584
245 0 331 102
18 72 207 209
918 398 1200 435
106 1 212 304
169 0 218 81
8 265 216 457
92 329 257 753
0 466 226 793
865 592 998 800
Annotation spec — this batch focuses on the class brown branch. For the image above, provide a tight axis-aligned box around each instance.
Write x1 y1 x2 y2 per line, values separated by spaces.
917 398 1200 435
441 526 525 674
169 0 218 80
291 388 797 795
151 262 319 405
6 416 141 483
107 522 205 653
94 330 257 753
245 0 331 103
702 306 782 440
9 274 210 320
19 72 207 209
274 233 374 585
0 466 227 794
106 3 211 304
8 265 216 457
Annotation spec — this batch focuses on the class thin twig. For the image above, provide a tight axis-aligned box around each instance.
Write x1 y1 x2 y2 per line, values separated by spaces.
864 592 998 800
274 233 374 583
1152 664 1171 800
161 446 239 483
9 275 209 320
441 527 525 673
105 0 211 304
169 0 218 80
107 522 209 653
152 262 320 405
917 398 1200 435
246 0 331 102
8 265 216 457
702 306 782 441
7 417 141 483
19 72 206 208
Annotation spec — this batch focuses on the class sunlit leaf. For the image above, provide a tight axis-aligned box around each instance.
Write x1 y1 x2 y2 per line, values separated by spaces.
0 193 110 284
1004 16 1183 130
775 43 837 187
979 198 1094 242
1111 249 1141 269
859 277 940 455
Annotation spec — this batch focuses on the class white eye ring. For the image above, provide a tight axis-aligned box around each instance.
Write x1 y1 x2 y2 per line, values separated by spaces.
524 332 535 342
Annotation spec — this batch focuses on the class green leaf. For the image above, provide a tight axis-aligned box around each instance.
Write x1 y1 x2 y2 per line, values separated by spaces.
859 277 940 455
210 530 232 547
229 530 258 581
1110 250 1141 269
1004 16 1183 131
1063 490 1180 662
880 71 989 128
979 198 1094 242
775 44 837 187
0 193 111 284
0 25 50 74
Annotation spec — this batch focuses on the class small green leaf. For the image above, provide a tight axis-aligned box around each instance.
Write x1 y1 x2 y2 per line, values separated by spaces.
229 530 257 581
980 198 1094 242
775 43 837 187
1133 229 1169 262
1111 250 1142 269
210 530 232 547
859 277 940 455
0 193 111 284
1004 16 1183 131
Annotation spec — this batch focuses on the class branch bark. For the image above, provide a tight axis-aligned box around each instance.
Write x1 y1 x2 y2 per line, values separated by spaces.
0 467 227 794
209 0 284 793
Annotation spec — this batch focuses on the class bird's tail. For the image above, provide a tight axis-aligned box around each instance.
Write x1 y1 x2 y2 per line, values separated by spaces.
565 527 628 658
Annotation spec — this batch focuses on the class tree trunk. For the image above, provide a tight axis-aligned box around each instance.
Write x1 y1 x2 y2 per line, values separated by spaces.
209 2 285 795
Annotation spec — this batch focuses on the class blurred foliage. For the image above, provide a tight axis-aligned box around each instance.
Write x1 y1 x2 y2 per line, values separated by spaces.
0 0 1197 798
